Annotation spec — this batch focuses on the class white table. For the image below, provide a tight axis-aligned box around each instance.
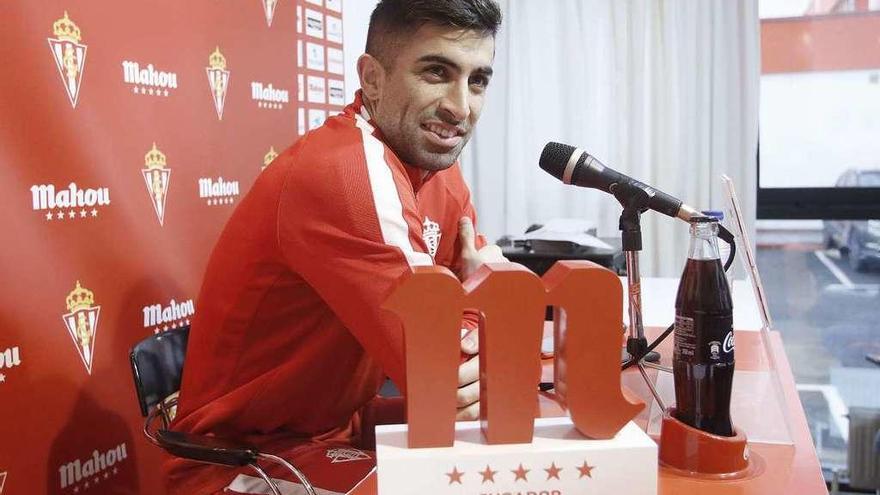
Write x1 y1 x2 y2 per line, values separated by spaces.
621 277 764 332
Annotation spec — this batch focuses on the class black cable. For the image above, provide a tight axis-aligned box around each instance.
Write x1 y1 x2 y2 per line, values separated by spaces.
620 322 675 371
539 226 737 389
718 225 736 272
619 228 736 370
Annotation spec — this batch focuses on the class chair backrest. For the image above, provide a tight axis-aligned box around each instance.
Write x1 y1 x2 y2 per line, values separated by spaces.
130 326 189 417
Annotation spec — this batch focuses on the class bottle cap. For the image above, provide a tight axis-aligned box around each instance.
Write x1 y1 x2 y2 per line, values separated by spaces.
702 210 724 221
689 215 717 223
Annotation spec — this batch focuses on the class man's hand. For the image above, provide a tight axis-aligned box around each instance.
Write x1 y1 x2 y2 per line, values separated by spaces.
456 216 503 419
457 327 480 420
458 217 507 281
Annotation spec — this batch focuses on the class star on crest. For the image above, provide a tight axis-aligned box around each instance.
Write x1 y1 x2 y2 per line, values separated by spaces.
445 466 464 485
512 463 530 482
545 462 562 480
577 461 595 479
0 373 6 383
479 465 497 483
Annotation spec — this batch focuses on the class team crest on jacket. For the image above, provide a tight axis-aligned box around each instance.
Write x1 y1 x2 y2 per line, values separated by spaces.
142 143 171 225
326 448 371 464
263 0 278 27
62 281 100 374
206 47 230 120
423 217 441 259
48 12 87 108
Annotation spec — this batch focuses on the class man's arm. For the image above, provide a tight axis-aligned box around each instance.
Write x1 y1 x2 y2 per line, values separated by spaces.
444 165 508 419
277 143 426 394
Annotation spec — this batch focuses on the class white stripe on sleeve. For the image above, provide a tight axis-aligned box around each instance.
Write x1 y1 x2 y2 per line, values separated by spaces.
355 116 433 267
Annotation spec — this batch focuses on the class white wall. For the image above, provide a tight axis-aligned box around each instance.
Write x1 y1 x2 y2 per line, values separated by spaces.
342 0 379 102
760 70 880 188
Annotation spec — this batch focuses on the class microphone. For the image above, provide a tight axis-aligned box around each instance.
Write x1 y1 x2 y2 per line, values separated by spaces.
539 142 701 222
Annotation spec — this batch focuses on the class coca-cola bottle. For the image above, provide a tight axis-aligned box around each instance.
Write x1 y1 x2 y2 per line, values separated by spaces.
673 216 735 436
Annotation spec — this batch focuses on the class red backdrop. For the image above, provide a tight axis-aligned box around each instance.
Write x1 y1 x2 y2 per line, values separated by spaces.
0 1 346 493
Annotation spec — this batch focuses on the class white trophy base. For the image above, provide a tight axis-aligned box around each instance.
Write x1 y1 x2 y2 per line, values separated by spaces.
375 417 657 495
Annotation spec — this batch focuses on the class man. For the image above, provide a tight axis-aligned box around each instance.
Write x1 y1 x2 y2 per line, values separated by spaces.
165 1 504 493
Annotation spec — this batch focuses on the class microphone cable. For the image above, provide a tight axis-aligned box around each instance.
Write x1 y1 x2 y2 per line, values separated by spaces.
620 225 736 370
538 225 737 389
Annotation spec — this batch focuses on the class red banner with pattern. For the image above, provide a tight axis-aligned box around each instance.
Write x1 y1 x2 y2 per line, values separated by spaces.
0 1 346 493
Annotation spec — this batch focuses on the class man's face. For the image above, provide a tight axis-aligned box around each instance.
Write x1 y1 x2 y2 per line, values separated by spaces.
368 25 495 172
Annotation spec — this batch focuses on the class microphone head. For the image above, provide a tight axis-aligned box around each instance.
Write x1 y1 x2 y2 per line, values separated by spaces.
539 142 578 180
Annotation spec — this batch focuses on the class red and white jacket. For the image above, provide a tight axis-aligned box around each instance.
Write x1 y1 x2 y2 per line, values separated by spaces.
166 92 483 493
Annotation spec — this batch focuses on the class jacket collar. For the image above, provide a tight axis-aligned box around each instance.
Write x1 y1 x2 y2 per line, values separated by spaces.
345 90 437 192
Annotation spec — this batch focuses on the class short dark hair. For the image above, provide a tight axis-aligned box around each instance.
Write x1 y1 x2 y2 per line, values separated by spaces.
366 0 502 69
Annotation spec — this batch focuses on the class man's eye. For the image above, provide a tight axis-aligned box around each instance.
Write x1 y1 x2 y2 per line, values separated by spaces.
470 75 490 89
425 66 447 79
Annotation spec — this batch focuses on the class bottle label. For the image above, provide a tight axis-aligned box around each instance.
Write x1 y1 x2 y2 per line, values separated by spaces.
674 314 733 364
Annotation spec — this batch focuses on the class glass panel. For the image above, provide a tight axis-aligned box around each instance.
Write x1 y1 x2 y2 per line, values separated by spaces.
759 1 880 482
755 218 880 476
760 1 880 189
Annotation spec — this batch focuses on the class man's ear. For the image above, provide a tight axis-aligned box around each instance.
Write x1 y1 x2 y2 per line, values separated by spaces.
358 54 385 102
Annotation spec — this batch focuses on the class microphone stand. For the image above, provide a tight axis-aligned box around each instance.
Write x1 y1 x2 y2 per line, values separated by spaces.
614 182 667 411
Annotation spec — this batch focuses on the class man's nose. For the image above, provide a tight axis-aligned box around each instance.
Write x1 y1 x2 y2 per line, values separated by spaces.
438 80 471 124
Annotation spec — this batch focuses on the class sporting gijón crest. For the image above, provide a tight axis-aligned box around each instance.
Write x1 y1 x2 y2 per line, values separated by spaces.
263 0 278 27
142 143 171 225
62 281 101 374
47 11 88 108
206 47 230 120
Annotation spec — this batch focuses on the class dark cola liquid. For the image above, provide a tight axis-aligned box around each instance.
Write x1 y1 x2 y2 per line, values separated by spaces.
673 258 735 436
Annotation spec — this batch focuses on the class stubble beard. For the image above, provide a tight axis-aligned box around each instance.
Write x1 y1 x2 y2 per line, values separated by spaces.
387 124 469 172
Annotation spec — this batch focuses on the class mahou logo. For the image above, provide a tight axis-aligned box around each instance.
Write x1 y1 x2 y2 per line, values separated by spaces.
61 281 101 374
47 11 87 108
58 442 128 491
263 0 278 27
142 143 171 225
262 146 278 172
251 82 289 110
206 46 230 120
199 177 240 206
143 297 194 334
0 346 22 385
123 60 178 97
31 182 111 221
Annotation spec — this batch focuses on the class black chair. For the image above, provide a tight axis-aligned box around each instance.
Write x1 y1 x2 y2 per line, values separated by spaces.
129 326 317 495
